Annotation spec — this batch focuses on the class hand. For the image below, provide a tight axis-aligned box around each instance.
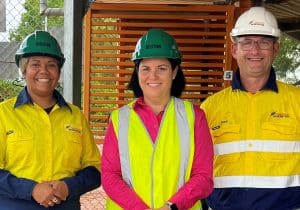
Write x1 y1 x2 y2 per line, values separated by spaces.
32 182 58 208
47 180 69 201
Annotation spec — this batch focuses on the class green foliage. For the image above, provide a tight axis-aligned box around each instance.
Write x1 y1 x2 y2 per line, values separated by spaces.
273 34 300 84
0 79 64 102
9 0 64 41
0 80 23 102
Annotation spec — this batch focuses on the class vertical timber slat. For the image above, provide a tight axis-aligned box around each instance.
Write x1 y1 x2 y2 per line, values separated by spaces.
83 9 92 121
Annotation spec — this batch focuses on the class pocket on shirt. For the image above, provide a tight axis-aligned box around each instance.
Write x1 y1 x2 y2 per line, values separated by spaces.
211 124 241 163
63 124 83 167
65 124 83 143
262 122 298 138
211 124 241 143
261 122 300 161
7 131 34 166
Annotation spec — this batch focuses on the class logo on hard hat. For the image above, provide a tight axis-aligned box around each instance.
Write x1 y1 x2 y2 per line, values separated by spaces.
146 44 162 49
36 41 51 47
249 20 264 26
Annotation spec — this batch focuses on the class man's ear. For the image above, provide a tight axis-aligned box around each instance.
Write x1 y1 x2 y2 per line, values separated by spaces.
273 41 280 57
231 43 238 59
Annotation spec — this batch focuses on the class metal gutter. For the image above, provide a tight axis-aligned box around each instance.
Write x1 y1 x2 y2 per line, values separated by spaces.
40 0 64 16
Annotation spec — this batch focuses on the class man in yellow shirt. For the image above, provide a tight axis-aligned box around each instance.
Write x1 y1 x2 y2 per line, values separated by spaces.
201 7 300 210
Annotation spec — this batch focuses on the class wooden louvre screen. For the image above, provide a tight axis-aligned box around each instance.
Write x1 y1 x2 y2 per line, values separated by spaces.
83 3 235 144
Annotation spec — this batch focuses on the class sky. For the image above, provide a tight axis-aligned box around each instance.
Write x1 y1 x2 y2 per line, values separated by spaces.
0 0 25 42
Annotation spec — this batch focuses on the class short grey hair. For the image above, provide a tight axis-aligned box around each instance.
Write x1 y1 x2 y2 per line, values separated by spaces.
18 57 30 77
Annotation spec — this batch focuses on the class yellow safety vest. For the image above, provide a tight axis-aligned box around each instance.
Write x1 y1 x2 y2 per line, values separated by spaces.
107 97 201 209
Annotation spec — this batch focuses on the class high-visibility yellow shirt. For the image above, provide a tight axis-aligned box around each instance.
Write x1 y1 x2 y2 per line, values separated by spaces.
201 80 300 209
0 95 100 183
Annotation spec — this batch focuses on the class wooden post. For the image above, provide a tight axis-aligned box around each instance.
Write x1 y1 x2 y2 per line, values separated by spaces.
227 0 253 87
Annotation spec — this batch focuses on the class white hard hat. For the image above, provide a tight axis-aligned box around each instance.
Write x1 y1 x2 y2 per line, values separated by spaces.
230 7 280 39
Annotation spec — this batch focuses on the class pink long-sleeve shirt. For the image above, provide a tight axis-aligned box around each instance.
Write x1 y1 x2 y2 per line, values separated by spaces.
101 98 213 210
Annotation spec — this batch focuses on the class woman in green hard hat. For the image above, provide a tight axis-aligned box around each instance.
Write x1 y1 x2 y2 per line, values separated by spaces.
0 30 101 209
101 28 213 210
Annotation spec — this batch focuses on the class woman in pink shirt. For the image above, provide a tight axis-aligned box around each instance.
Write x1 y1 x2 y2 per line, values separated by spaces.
101 29 213 210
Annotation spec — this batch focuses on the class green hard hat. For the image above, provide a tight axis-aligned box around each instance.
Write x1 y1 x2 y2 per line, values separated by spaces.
132 29 181 61
15 30 65 67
